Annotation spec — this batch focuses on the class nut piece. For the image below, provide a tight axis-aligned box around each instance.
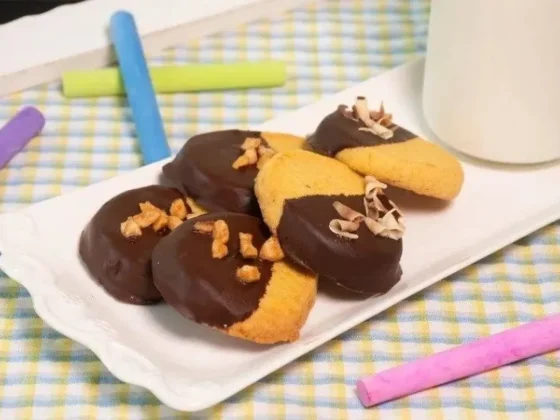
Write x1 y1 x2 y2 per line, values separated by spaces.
167 216 183 231
259 236 285 262
139 201 161 214
169 198 188 220
212 241 228 259
236 265 261 283
241 137 262 150
133 209 160 228
185 197 206 215
152 213 169 232
212 220 230 244
239 232 258 259
193 220 215 234
120 217 142 239
232 148 258 169
186 212 203 220
257 146 276 169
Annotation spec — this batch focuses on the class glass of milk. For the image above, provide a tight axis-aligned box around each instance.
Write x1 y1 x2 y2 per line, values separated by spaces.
422 0 560 164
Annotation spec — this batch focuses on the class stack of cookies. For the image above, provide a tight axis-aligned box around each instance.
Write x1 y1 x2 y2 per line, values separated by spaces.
79 96 464 345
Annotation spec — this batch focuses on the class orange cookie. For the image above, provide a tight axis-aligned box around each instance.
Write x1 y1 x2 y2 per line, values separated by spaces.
306 96 464 200
152 212 317 344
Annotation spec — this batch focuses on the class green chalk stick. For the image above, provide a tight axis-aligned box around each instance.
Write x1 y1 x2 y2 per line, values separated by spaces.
62 61 287 98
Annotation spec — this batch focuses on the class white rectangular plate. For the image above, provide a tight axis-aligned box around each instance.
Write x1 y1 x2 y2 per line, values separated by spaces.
1 59 559 412
0 0 314 96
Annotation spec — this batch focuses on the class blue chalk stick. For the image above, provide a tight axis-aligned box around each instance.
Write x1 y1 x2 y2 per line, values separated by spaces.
109 11 171 164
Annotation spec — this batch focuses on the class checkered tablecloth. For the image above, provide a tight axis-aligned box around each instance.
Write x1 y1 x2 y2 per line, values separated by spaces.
1 1 558 418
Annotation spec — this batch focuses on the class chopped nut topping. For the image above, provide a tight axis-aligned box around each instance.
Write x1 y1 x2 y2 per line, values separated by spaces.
133 209 160 228
120 217 142 239
232 148 258 169
185 197 206 215
233 137 277 170
169 198 188 220
213 220 230 244
139 201 160 214
239 233 258 259
241 137 262 150
193 220 215 234
256 145 276 169
167 216 183 231
212 241 228 259
186 212 203 220
328 219 360 240
259 236 285 262
258 145 275 157
152 213 169 232
236 265 261 283
210 219 230 259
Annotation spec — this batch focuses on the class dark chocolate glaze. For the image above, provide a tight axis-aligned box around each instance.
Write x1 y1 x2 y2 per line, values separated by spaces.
307 105 417 156
277 194 402 295
79 185 185 305
152 212 273 328
162 130 267 216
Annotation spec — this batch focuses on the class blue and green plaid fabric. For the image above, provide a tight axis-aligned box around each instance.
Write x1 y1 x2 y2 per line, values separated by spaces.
1 1 558 418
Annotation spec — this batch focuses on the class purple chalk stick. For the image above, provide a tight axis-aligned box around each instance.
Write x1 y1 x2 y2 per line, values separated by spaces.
0 106 45 169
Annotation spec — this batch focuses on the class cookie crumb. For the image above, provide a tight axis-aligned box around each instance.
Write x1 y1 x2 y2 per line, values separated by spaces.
239 233 258 259
236 265 261 283
259 236 285 262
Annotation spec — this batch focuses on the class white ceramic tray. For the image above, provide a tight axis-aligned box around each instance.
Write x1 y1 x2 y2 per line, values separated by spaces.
0 0 314 96
1 59 559 412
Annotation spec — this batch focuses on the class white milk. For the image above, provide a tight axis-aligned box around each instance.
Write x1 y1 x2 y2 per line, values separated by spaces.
422 0 560 164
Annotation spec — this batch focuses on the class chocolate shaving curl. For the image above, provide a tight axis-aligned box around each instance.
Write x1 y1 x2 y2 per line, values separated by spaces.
344 96 399 140
328 219 360 240
328 175 405 241
364 209 405 240
333 201 365 223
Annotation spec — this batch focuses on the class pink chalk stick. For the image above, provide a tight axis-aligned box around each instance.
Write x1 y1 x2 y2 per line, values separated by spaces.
357 313 560 407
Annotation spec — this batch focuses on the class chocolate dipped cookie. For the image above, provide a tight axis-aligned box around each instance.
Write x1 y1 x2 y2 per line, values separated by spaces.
162 129 305 216
255 150 404 295
152 212 317 344
306 96 464 200
79 185 204 305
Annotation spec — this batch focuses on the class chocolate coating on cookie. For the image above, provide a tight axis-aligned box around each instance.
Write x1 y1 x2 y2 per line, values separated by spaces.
79 185 186 304
277 194 402 295
152 213 273 327
162 130 267 216
307 105 416 156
